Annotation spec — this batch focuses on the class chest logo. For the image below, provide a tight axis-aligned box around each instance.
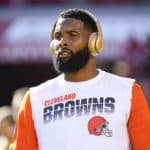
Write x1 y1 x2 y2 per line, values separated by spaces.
87 116 112 137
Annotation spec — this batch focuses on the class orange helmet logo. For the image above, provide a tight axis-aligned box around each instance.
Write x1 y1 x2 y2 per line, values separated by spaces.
87 116 112 137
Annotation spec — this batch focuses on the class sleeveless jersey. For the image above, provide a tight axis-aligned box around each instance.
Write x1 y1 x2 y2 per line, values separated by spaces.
30 69 134 150
9 69 150 150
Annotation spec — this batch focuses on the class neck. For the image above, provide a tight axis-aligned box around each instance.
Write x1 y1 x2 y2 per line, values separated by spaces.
64 58 98 82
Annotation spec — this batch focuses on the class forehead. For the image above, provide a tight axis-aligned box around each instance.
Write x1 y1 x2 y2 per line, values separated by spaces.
55 17 85 32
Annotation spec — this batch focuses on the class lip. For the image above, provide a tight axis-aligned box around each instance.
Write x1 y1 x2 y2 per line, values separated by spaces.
58 49 72 60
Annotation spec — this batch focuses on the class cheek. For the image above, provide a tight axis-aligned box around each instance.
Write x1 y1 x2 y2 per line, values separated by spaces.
72 38 89 51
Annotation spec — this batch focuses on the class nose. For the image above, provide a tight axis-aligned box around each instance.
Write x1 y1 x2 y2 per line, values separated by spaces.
59 37 68 48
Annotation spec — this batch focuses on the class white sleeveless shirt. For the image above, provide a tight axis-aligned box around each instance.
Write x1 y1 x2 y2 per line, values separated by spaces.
30 69 135 150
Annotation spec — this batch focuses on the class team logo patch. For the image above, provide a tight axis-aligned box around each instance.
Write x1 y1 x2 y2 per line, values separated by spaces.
87 116 112 137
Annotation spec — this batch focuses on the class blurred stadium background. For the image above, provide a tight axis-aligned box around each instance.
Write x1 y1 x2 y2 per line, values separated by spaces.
0 0 150 107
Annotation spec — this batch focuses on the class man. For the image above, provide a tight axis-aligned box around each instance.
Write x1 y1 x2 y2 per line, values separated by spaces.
9 8 150 150
0 106 15 150
0 106 15 139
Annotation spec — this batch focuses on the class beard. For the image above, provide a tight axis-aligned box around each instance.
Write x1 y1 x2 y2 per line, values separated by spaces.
52 46 90 74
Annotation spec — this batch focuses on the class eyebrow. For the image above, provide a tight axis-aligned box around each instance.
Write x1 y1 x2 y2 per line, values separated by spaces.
54 29 79 35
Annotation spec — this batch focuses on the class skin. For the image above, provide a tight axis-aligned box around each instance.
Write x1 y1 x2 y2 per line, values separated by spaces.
52 17 98 82
0 118 14 139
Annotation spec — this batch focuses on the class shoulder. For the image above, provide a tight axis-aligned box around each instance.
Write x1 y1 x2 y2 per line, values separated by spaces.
30 74 62 93
101 70 135 87
29 74 63 100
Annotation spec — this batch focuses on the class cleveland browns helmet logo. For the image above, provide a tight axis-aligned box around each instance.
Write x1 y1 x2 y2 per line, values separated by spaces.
87 116 112 137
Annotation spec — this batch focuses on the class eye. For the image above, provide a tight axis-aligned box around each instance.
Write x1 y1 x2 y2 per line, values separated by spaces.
54 33 61 40
69 31 78 37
